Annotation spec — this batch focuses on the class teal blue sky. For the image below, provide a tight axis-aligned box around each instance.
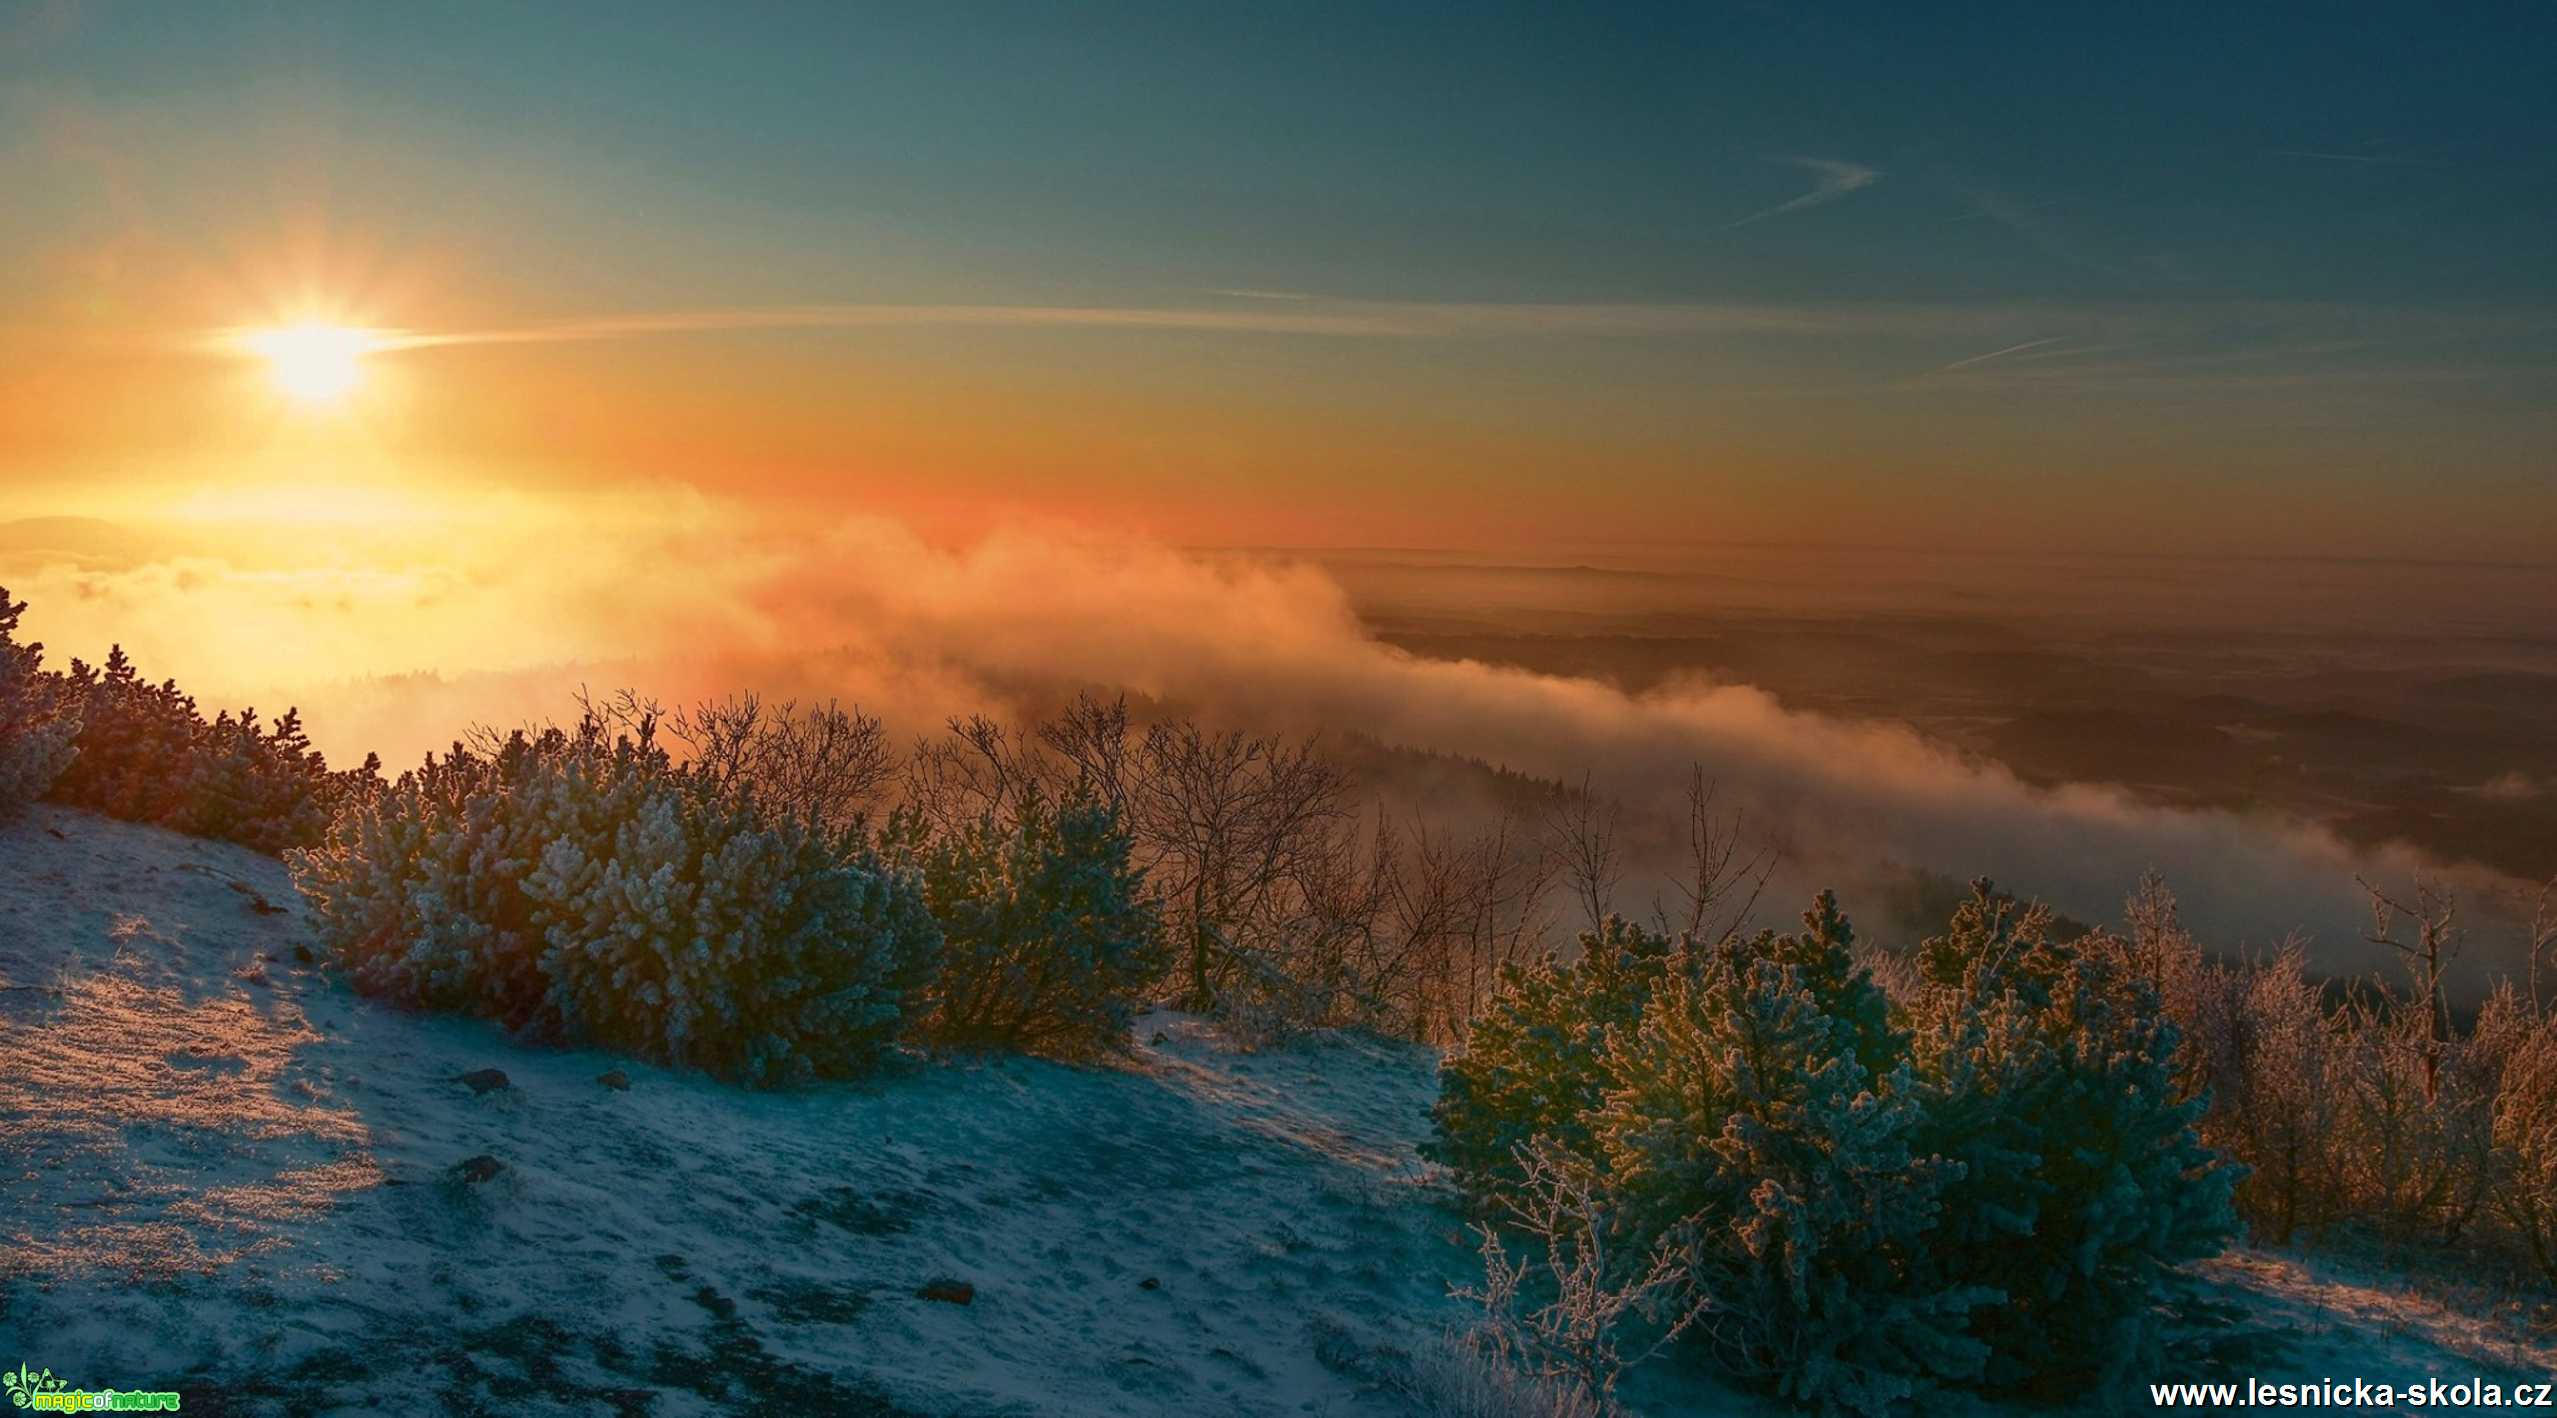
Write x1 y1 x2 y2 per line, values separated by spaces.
3 1 2553 555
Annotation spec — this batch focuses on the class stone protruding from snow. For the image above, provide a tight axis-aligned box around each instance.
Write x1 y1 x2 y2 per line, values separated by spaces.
596 1068 631 1091
453 1155 505 1184
456 1068 510 1095
917 1278 975 1306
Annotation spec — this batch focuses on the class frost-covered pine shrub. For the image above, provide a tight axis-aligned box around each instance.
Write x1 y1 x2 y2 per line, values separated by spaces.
534 783 940 1085
46 643 375 853
297 732 557 1028
1424 917 1682 1210
897 784 1164 1056
48 646 202 825
0 588 80 815
1908 881 2238 1397
1429 887 2244 1412
176 707 355 853
1728 891 1905 1081
292 718 941 1086
1591 909 1993 1414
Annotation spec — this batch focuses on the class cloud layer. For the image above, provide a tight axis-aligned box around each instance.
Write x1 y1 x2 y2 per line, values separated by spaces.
3 506 2516 982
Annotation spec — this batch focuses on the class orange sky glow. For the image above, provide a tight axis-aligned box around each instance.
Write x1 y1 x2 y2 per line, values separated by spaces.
1 4 2551 727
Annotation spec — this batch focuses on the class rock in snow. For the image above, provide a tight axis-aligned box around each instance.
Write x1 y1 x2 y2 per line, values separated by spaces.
456 1067 511 1095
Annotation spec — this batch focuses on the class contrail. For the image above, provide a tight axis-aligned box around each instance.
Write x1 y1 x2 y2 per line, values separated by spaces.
1926 335 2068 375
1722 157 1881 230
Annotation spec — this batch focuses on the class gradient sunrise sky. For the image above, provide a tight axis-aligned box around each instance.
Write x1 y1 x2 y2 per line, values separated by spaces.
3 1 2553 557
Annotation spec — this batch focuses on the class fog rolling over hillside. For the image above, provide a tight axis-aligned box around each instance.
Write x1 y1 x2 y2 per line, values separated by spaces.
7 513 2546 989
1330 544 2557 973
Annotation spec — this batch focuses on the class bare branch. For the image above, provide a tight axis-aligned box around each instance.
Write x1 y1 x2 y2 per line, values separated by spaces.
1544 773 1621 935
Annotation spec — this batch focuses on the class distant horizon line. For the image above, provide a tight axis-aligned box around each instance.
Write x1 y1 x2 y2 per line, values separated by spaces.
1202 539 2557 574
0 514 2545 577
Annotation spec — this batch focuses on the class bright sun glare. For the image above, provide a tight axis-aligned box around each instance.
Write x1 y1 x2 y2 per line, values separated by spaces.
242 323 374 405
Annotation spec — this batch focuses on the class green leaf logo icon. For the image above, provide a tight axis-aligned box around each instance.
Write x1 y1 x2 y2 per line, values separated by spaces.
4 1365 68 1408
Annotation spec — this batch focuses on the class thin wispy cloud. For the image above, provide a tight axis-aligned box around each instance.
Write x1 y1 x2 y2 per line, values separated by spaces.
204 297 2047 356
1957 361 2556 395
370 304 1417 346
2266 148 2439 167
1924 335 2069 375
191 298 2552 403
1721 157 1882 230
1942 197 2060 225
1912 327 2554 394
1953 187 2129 277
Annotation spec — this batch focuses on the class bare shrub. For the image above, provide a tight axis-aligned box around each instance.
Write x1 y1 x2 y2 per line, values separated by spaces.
2527 877 2557 1016
907 699 1800 1047
1652 766 1774 945
904 712 1046 836
1292 804 1558 1043
1543 774 1622 936
2361 874 2464 1101
2332 888 2500 1251
2223 946 2347 1243
1452 1143 1706 1413
2484 988 2557 1285
1402 1331 1607 1418
2110 871 2227 1100
2141 868 2557 1287
1039 694 1559 1040
669 692 896 833
1127 716 1356 1012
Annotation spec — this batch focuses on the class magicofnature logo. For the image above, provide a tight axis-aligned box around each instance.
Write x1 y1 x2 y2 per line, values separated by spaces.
3 1365 179 1412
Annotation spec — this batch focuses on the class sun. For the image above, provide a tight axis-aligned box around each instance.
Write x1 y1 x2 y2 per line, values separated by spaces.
241 323 375 405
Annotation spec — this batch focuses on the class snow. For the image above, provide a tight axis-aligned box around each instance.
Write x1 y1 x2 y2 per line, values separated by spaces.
4 804 2552 1416
2186 1249 2557 1398
0 806 1473 1415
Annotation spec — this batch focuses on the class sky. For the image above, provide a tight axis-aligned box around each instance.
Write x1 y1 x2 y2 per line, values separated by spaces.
2 0 2553 556
2 2 2551 959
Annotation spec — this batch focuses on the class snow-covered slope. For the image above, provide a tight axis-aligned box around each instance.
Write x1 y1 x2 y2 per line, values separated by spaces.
6 806 2553 1417
0 806 1473 1416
